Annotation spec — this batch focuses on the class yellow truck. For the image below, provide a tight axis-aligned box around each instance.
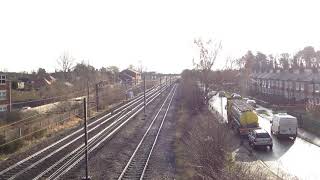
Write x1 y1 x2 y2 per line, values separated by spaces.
226 98 259 136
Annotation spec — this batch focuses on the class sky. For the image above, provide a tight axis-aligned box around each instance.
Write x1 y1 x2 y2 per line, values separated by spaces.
0 0 320 74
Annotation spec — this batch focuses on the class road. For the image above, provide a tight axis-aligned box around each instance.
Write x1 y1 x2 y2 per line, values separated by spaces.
210 95 320 180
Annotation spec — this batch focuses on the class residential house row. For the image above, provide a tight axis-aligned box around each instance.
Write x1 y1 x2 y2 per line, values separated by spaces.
0 74 11 113
247 69 320 106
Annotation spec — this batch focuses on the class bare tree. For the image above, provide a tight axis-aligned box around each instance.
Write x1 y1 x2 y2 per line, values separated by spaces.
57 52 74 73
224 56 236 70
193 38 222 104
56 52 74 80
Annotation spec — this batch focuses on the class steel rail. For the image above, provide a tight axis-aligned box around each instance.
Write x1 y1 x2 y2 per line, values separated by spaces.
35 83 169 179
118 84 177 180
43 84 175 180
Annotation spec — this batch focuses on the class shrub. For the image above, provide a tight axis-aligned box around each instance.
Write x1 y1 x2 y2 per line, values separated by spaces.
31 128 47 139
178 78 204 113
0 139 24 154
5 111 22 123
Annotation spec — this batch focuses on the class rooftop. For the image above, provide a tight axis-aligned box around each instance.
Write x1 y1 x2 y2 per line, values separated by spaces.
251 69 320 83
274 113 297 119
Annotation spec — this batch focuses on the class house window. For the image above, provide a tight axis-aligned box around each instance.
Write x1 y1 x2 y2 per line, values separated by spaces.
268 80 271 88
0 90 6 100
284 81 288 89
308 84 314 93
315 84 320 93
296 82 300 91
0 105 7 112
0 75 6 85
265 80 268 88
300 82 304 91
288 81 293 89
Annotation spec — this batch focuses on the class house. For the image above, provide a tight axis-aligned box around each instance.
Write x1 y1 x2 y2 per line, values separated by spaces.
12 81 25 90
33 75 57 90
0 74 11 114
143 72 157 81
248 68 320 108
119 69 142 85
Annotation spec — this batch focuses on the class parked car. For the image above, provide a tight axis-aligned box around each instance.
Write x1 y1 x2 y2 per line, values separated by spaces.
231 93 241 99
248 129 273 150
21 106 31 111
243 97 249 101
271 113 297 140
246 99 256 107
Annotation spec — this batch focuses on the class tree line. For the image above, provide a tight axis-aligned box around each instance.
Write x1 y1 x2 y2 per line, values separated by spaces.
233 46 320 73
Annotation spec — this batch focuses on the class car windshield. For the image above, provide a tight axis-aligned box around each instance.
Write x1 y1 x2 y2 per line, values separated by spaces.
256 133 270 138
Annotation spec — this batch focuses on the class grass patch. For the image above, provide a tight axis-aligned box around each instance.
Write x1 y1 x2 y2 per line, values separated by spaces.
301 113 320 137
174 107 197 180
0 138 24 155
11 89 41 102
288 111 320 137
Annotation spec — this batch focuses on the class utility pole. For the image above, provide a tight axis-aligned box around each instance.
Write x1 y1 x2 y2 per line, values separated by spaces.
220 96 223 118
166 76 168 86
160 76 162 87
82 97 91 180
125 81 128 100
8 80 12 112
143 75 146 117
95 83 99 112
87 81 90 117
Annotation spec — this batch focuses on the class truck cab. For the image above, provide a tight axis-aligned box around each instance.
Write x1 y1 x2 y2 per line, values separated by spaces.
271 113 297 140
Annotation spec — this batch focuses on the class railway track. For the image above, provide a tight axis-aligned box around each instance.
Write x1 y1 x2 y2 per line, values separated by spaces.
118 84 177 180
0 82 174 180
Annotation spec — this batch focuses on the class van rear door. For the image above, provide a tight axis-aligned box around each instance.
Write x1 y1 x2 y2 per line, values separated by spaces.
279 117 297 135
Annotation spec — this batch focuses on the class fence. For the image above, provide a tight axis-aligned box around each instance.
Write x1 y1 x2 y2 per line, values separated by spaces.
0 108 81 142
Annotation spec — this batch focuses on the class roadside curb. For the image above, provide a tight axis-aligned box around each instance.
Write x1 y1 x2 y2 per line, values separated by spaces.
240 142 282 179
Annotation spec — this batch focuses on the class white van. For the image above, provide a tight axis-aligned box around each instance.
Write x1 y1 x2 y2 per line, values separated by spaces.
271 113 298 140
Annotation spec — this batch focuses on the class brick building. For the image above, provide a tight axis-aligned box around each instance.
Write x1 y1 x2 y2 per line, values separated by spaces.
0 74 11 113
247 69 320 108
119 69 142 85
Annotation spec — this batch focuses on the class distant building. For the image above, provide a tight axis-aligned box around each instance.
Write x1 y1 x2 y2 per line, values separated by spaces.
0 74 11 113
17 81 25 90
12 81 25 90
119 69 142 85
248 68 320 109
32 75 57 90
143 72 157 81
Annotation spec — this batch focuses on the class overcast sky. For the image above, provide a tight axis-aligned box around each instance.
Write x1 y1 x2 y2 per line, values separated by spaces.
1 0 320 73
